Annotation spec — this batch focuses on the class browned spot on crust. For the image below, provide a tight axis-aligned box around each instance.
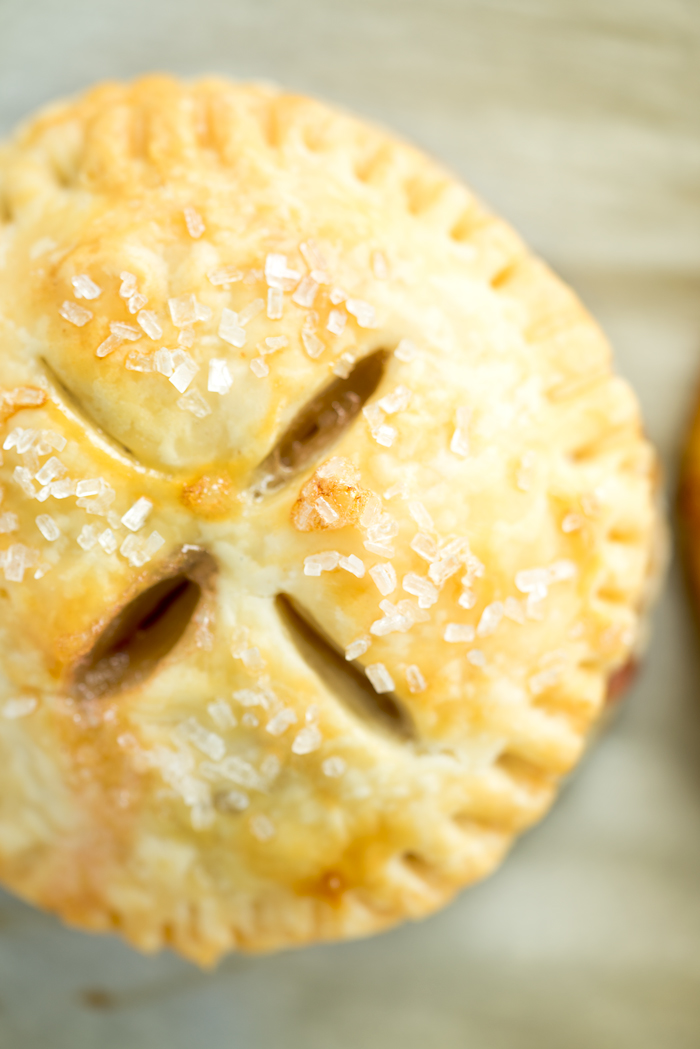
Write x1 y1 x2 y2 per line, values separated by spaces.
299 869 348 906
291 457 370 531
0 386 46 423
606 657 639 706
181 472 235 518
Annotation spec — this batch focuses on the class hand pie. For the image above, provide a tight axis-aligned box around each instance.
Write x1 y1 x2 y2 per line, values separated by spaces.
0 76 660 964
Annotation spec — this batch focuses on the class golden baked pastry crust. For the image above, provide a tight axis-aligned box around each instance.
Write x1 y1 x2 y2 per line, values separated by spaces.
0 76 659 963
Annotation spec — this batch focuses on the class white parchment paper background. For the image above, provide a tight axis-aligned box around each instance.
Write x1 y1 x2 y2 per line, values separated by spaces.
0 1 699 1045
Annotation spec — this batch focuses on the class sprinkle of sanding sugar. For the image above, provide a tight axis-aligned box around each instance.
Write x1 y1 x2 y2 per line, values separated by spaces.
329 287 347 305
3 429 23 451
264 336 288 353
304 551 341 576
110 321 141 341
403 572 439 608
250 358 269 378
345 299 376 328
383 481 408 501
406 665 426 693
562 513 583 533
369 562 396 596
137 311 163 340
128 293 148 314
332 351 356 379
339 554 365 578
345 636 370 660
323 756 346 777
517 451 537 491
302 328 325 359
408 501 433 532
219 307 246 347
515 560 577 595
53 478 79 500
372 251 388 279
458 587 477 610
411 532 439 562
428 555 462 587
120 531 164 567
267 286 283 320
444 623 475 643
3 544 38 582
250 814 275 841
183 206 205 239
370 607 410 636
208 266 243 286
119 272 138 298
13 467 35 499
16 429 38 454
178 328 195 348
175 717 225 760
477 601 504 637
379 386 411 414
77 524 97 551
121 497 152 532
60 301 92 326
265 253 301 290
327 309 346 335
364 538 395 558
7 389 45 409
240 647 266 671
169 355 199 393
71 275 101 299
292 724 322 755
292 276 319 308
216 790 249 813
125 351 154 372
96 334 122 358
362 405 396 447
169 294 198 327
300 240 328 272
366 663 394 693
155 349 174 376
98 528 117 553
35 431 66 456
266 708 297 736
177 390 211 418
35 457 66 485
315 497 339 524
451 406 471 457
2 696 37 719
365 514 399 545
208 359 233 394
529 664 564 696
467 649 486 667
208 698 237 730
548 560 577 583
0 513 18 534
35 515 60 541
238 299 265 326
394 338 417 362
76 479 103 497
504 596 525 623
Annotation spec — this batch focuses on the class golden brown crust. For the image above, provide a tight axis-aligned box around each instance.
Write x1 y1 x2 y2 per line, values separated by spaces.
0 76 660 963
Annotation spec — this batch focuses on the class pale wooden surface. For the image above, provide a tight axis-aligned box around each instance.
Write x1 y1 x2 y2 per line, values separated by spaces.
1 1 700 1046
